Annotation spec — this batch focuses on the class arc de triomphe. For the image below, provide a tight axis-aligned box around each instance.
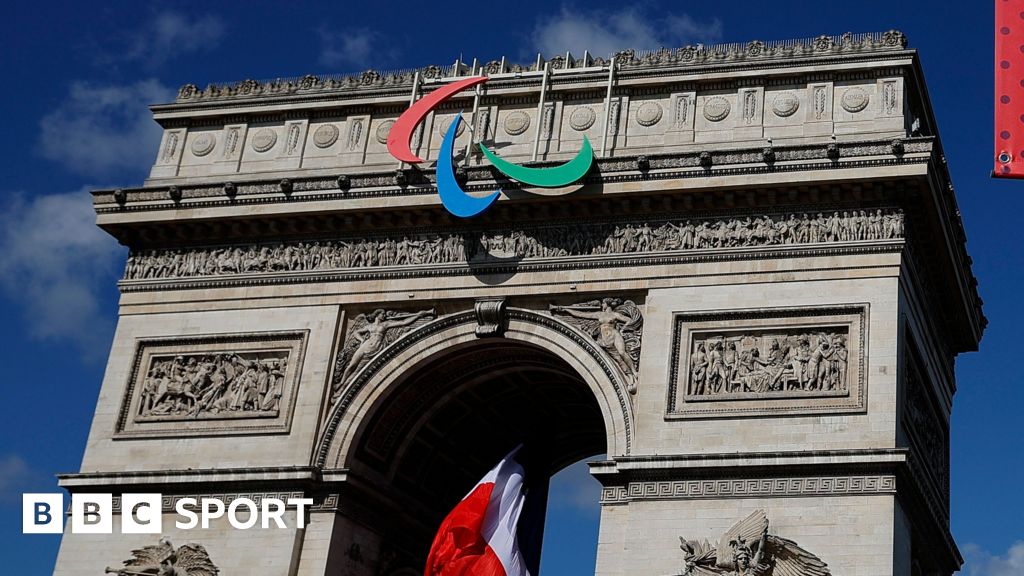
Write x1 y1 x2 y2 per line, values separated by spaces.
53 31 983 576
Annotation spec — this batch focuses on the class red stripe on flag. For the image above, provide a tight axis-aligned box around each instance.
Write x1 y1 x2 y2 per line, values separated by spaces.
425 483 508 576
996 0 1024 177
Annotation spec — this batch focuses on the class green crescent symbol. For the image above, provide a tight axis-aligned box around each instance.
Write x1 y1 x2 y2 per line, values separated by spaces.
480 137 594 188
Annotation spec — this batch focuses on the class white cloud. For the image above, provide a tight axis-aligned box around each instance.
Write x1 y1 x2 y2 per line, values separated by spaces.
38 79 173 178
0 454 35 500
123 11 225 65
319 27 394 69
531 6 722 59
549 458 602 515
0 189 124 359
963 541 1024 576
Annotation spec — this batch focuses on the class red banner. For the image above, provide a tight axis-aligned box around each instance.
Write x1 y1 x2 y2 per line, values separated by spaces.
996 0 1024 177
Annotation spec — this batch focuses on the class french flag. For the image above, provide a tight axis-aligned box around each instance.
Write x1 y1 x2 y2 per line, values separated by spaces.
424 448 534 576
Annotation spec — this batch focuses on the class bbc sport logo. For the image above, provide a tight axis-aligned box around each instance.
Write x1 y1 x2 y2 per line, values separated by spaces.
23 493 313 534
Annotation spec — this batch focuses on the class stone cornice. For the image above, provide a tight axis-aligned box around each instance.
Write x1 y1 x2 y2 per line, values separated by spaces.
92 138 931 215
163 31 908 109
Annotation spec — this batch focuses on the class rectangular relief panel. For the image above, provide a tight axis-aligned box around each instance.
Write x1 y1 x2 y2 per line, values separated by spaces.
115 331 308 438
667 306 867 418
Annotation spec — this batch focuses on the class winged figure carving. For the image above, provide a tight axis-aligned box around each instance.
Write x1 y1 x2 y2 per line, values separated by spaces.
331 308 436 401
105 537 219 576
549 298 643 392
677 510 830 576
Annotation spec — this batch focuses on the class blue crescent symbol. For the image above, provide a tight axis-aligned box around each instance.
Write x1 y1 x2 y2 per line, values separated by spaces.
436 113 500 218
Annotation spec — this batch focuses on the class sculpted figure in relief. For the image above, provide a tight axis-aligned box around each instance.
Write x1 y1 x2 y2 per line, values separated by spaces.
550 298 643 393
106 537 219 576
333 308 437 401
677 509 830 575
124 210 904 281
689 331 848 397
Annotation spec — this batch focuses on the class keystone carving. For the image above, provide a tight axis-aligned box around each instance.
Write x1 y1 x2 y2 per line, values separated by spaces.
474 298 507 337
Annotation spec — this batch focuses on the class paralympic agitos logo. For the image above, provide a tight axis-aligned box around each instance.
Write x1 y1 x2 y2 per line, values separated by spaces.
386 76 594 218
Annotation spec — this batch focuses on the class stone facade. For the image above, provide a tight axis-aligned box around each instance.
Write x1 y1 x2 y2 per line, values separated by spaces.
53 31 982 576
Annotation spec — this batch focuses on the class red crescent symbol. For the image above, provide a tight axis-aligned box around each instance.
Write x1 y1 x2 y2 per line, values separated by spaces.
387 76 488 164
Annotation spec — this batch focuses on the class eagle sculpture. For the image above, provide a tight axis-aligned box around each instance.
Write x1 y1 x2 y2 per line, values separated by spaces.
105 537 219 576
678 510 830 576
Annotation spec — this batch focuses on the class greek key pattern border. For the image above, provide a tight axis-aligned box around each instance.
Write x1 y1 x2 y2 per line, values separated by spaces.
600 474 896 504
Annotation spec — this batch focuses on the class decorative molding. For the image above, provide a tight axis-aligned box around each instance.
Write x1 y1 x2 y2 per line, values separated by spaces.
94 138 936 212
115 331 308 438
601 475 896 504
667 306 868 419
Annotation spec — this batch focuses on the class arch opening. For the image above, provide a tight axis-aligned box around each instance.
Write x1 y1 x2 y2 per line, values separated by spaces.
338 339 607 575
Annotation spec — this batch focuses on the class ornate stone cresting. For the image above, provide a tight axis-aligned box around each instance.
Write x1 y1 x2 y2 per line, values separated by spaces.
688 329 849 398
105 538 219 576
550 298 643 393
123 209 905 282
677 510 829 575
173 31 908 103
331 308 436 402
136 351 287 420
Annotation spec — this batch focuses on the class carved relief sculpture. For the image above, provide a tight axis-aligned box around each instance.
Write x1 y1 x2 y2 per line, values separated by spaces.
332 308 436 401
677 510 829 575
105 538 219 576
136 350 288 420
550 298 642 393
117 332 306 438
688 329 849 398
123 210 904 281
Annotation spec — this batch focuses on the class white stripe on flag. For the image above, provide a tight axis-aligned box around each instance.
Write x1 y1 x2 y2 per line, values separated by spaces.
482 450 530 576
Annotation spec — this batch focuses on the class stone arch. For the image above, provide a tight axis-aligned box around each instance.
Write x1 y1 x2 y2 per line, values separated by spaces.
315 307 634 471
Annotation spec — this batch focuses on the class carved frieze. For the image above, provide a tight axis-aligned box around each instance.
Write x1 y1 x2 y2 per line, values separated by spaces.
668 306 866 418
123 209 904 282
116 332 307 437
550 298 643 393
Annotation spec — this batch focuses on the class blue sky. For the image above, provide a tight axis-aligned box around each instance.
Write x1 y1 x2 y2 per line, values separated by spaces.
0 1 1020 574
